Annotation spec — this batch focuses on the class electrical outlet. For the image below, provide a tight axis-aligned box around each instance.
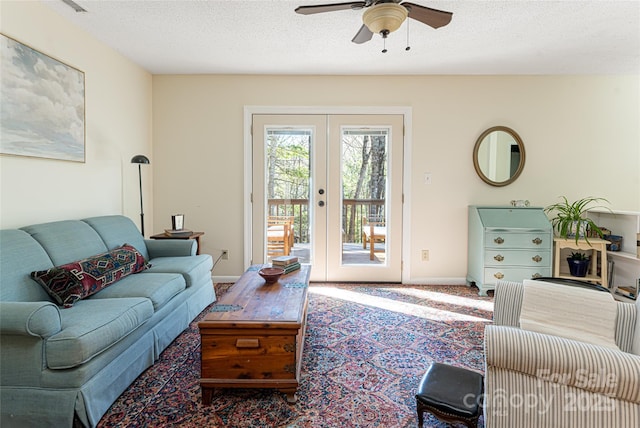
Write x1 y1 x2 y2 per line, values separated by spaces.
421 250 429 261
221 250 228 260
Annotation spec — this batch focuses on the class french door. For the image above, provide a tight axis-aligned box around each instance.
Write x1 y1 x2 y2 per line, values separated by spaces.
251 114 403 282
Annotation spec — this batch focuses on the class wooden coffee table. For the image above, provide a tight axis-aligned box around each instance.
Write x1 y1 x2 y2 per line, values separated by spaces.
198 264 310 404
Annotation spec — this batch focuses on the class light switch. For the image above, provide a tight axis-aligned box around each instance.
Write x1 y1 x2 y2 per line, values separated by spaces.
424 173 432 185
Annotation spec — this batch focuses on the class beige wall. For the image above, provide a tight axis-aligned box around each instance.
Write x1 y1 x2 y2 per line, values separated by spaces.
2 1 638 283
0 1 153 231
152 75 639 282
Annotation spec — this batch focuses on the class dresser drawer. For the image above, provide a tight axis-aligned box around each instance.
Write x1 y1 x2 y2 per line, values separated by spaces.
485 232 550 249
483 267 551 285
484 249 551 267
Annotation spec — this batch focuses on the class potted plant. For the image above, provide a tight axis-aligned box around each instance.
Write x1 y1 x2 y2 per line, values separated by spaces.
566 252 591 277
544 196 610 244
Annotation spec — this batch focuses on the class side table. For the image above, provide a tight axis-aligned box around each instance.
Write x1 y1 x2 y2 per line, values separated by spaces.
553 237 609 288
150 231 204 255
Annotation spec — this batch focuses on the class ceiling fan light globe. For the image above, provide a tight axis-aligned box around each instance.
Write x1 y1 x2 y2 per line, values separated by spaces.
362 3 408 35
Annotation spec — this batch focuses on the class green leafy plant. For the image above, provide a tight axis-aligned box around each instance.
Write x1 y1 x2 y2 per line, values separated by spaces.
568 251 589 261
544 196 611 244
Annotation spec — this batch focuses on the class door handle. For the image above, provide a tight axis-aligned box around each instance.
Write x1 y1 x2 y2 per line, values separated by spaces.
318 201 325 207
318 189 325 195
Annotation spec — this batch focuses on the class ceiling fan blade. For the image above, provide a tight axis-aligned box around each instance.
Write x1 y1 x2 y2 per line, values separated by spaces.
351 24 373 44
401 2 452 29
295 2 366 15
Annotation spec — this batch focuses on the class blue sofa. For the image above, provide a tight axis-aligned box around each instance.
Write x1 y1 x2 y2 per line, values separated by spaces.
0 215 216 427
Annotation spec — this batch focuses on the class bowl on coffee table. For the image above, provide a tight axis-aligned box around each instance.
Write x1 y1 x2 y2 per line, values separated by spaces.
258 267 285 284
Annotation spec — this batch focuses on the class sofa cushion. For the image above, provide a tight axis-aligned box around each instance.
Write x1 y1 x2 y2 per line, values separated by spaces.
0 230 54 302
91 272 185 310
21 220 109 266
82 215 149 260
520 279 619 350
145 255 213 287
46 297 153 369
31 244 150 308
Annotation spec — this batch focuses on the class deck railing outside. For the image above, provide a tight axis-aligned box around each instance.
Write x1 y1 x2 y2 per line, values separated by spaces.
267 198 384 244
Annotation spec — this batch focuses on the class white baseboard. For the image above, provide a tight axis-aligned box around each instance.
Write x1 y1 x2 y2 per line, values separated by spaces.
402 277 468 285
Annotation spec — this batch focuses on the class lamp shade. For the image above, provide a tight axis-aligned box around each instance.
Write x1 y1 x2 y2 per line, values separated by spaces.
131 155 150 164
363 3 408 35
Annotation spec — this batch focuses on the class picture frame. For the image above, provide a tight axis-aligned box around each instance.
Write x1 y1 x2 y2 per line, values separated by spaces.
172 214 185 231
1 34 85 162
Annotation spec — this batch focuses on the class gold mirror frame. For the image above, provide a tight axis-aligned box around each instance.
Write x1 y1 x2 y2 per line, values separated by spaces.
473 126 526 187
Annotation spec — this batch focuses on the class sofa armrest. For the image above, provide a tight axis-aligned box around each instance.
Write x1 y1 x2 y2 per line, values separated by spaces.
145 239 196 258
0 301 61 338
492 280 523 327
485 325 640 403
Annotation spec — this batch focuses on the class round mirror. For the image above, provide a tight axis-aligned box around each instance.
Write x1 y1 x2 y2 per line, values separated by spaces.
473 126 525 187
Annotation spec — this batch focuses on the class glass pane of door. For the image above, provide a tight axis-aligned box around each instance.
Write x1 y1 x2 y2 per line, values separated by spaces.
265 128 311 264
341 128 388 265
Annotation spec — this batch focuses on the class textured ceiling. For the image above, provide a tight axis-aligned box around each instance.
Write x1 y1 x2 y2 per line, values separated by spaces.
42 0 640 75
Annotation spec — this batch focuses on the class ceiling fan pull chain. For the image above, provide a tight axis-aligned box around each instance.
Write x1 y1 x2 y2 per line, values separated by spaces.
379 28 390 53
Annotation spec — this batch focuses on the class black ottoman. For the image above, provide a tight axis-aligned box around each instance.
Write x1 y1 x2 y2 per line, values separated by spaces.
416 362 484 428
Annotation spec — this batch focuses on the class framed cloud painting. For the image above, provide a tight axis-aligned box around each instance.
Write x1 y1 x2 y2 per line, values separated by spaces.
1 34 85 162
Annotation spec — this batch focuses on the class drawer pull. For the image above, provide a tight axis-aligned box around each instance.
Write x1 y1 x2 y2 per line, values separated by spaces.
532 237 543 245
531 273 542 279
494 255 504 262
236 338 260 348
494 272 504 279
532 255 542 263
494 237 504 244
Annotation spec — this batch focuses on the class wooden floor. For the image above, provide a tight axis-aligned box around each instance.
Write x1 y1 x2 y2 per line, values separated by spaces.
268 242 386 265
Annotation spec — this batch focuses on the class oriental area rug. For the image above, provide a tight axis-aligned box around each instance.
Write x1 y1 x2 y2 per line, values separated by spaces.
98 283 493 427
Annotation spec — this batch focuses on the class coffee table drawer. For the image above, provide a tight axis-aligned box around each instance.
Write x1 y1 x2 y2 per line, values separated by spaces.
201 333 298 380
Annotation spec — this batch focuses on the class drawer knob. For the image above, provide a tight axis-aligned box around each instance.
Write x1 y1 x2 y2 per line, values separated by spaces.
532 255 542 263
532 273 542 279
494 272 504 279
532 237 543 245
494 254 504 262
494 237 504 244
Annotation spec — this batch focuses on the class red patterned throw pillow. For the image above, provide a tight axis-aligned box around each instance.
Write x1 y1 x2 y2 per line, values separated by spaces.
31 244 150 308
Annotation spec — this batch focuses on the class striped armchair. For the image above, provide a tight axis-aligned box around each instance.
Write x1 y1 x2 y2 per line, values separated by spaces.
484 280 640 427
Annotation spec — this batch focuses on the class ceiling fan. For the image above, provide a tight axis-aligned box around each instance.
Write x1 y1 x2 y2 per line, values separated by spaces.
295 0 453 47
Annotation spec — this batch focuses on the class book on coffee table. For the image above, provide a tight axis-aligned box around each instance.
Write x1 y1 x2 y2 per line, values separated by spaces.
272 255 298 266
282 262 301 274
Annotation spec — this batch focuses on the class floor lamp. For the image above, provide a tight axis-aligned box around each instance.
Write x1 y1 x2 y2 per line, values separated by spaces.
131 155 150 236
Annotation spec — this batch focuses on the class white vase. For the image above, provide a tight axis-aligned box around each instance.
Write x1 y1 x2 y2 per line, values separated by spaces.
567 221 588 238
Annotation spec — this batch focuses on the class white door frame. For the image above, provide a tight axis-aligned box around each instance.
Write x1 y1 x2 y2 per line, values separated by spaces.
243 106 413 283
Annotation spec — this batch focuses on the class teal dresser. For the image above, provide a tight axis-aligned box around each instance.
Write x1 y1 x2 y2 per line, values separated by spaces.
467 206 553 295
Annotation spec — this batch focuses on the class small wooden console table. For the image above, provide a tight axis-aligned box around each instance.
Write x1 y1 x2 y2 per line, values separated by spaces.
149 231 204 255
553 237 609 287
198 264 310 404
